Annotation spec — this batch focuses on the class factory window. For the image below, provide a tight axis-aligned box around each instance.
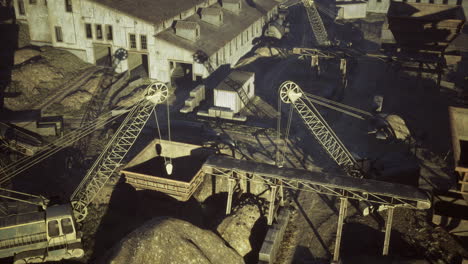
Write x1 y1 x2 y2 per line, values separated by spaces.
415 0 420 2
246 83 250 94
216 52 219 66
18 0 25 15
219 14 222 21
61 218 74 234
65 0 72 12
106 25 113 41
55 26 63 42
246 30 249 42
241 33 243 45
47 220 60 237
442 0 448 3
235 37 238 50
140 35 147 50
29 0 36 4
229 42 232 56
85 23 92 39
251 25 254 38
377 0 382 2
96 24 103 40
129 34 137 49
196 28 200 37
429 0 434 3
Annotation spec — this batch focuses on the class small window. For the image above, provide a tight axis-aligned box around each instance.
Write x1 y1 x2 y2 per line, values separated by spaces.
140 35 147 50
129 34 136 49
229 42 232 56
96 24 103 40
85 23 92 39
442 0 448 3
219 14 222 21
246 30 249 41
29 0 36 4
106 25 113 41
55 26 63 42
61 218 74 234
18 0 25 15
65 0 72 12
44 0 47 6
195 28 199 37
377 0 382 2
47 220 60 237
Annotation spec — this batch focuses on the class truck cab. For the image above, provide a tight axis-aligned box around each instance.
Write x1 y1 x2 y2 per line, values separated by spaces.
43 204 84 261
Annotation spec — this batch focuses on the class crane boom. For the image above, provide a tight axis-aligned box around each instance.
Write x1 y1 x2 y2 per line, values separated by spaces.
70 82 168 222
279 81 364 178
302 0 330 46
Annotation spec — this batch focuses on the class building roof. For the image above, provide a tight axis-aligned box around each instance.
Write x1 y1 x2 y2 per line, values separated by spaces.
156 0 278 56
201 7 223 16
176 20 199 30
89 0 205 24
215 70 254 91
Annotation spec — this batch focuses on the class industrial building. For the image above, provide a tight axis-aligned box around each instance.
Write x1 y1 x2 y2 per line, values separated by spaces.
12 0 279 82
1 0 468 263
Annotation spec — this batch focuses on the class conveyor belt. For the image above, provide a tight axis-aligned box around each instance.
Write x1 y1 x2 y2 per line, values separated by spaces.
203 155 431 209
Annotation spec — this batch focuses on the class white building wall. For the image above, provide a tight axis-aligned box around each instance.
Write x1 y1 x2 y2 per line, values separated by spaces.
366 0 391 13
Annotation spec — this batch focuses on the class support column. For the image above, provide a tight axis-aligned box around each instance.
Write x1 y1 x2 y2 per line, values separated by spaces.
226 178 235 215
333 198 348 263
279 184 285 206
267 185 278 225
383 206 395 256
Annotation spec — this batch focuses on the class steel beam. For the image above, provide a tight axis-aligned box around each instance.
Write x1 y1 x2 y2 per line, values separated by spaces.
203 156 431 210
383 206 395 256
226 178 235 215
268 185 278 225
333 198 348 262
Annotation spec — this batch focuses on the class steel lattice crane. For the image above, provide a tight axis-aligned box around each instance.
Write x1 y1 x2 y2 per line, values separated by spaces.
0 82 169 264
279 0 330 46
277 81 365 178
71 82 168 221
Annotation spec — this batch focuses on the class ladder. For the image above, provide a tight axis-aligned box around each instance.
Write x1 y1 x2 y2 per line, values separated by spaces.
70 83 168 222
279 81 363 178
302 0 330 46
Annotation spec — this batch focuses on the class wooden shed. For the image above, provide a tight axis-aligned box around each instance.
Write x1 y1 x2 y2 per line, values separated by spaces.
213 70 255 113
